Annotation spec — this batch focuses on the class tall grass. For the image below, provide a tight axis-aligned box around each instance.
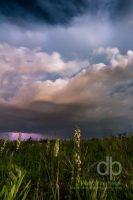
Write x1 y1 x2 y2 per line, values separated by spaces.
0 130 133 199
0 165 30 200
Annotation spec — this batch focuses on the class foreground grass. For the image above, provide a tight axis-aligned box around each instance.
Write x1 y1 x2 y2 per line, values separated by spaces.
0 133 133 199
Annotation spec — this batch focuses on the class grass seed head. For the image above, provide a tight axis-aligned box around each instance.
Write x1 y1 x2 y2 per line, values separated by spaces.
54 139 60 157
16 132 22 151
73 128 81 177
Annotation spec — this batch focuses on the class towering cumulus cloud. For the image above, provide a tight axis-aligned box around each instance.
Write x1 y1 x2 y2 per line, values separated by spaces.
0 0 133 137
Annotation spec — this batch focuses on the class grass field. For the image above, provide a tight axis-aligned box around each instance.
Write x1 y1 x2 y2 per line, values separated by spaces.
0 129 133 200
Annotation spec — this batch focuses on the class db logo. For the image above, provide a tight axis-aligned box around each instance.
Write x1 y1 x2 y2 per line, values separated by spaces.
97 156 122 180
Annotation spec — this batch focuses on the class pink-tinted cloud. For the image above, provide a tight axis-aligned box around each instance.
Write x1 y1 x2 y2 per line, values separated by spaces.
0 46 133 136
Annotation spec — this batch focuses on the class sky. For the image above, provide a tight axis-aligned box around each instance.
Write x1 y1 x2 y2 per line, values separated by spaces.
0 0 133 139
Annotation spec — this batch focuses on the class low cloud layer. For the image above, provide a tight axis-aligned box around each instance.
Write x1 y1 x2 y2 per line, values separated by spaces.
0 44 133 136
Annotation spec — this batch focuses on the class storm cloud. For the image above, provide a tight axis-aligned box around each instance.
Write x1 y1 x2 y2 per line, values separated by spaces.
0 45 133 136
0 0 132 25
0 0 133 137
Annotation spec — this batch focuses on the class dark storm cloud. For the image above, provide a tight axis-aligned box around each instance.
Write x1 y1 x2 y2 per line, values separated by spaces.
0 101 128 137
0 101 94 133
0 0 132 25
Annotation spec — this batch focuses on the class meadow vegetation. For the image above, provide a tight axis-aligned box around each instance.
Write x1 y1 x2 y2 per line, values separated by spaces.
0 129 133 200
